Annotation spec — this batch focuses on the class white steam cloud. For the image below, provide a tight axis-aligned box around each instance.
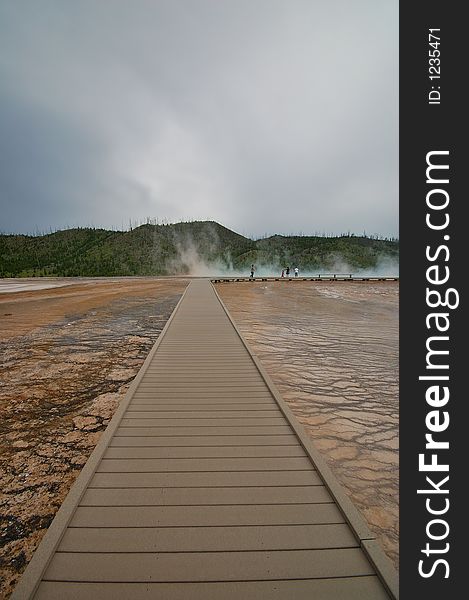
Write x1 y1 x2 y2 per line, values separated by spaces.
164 228 399 278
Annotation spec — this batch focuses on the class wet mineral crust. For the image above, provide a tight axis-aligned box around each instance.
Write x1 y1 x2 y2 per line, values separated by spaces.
0 278 187 598
217 280 399 569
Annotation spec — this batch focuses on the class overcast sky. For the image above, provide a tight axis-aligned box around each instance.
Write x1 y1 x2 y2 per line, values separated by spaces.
0 0 398 239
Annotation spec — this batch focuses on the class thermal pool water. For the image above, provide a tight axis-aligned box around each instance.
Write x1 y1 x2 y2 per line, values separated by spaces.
216 280 399 569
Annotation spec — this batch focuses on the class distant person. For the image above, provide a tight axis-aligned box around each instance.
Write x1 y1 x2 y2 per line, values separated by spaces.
250 264 255 278
281 269 285 278
286 266 290 277
294 267 299 277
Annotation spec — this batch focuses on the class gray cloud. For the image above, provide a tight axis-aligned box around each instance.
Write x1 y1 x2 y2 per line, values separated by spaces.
0 0 398 237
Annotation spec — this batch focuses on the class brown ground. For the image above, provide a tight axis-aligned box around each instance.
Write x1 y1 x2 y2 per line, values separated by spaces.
216 280 399 570
0 278 188 599
1 277 398 598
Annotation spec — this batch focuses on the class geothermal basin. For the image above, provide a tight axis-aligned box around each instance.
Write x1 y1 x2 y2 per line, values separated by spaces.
1 276 398 597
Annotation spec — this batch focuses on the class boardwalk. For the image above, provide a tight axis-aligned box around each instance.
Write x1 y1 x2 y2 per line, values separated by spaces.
12 279 397 599
211 276 399 283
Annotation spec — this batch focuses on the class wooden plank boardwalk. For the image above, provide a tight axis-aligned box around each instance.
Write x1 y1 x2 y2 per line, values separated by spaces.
12 279 398 599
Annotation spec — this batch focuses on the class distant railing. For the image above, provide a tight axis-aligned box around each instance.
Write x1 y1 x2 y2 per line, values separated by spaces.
315 273 352 278
211 275 399 283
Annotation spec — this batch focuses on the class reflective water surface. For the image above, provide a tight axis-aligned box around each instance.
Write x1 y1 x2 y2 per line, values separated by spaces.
217 281 399 569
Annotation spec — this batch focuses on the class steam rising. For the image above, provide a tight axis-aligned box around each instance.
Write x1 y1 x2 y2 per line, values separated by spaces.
164 226 399 278
167 235 234 277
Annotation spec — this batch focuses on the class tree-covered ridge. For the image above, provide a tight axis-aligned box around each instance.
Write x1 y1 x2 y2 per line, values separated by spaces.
0 221 398 277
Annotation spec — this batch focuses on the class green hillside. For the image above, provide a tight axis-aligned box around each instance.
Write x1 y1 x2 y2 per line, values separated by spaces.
0 221 398 277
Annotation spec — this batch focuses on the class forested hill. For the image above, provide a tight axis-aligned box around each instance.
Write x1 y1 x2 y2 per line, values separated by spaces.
0 221 399 277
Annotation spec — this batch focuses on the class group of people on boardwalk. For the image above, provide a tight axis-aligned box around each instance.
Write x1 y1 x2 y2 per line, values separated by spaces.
281 266 299 278
249 264 299 278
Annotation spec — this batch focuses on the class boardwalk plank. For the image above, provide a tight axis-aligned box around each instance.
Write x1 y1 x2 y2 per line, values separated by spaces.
109 434 301 447
96 457 312 472
130 393 274 401
80 486 331 506
44 548 374 581
135 385 271 391
35 578 391 600
126 403 279 411
119 417 286 427
60 523 355 552
89 470 323 488
115 426 293 436
103 445 306 458
144 368 261 374
70 504 343 527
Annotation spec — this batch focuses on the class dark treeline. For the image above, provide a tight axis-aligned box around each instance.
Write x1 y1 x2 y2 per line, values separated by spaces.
0 221 399 277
